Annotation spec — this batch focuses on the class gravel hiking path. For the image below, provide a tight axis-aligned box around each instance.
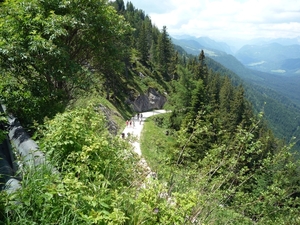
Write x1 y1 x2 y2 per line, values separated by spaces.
121 110 169 177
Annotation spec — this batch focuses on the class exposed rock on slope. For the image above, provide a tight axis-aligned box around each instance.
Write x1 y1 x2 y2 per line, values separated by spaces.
131 88 167 112
97 104 119 136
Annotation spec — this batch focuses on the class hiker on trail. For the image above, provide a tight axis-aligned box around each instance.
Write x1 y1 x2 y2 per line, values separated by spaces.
129 120 132 127
140 113 143 119
137 113 139 119
126 120 129 127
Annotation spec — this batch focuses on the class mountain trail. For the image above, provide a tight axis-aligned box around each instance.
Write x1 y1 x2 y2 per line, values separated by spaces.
121 110 169 179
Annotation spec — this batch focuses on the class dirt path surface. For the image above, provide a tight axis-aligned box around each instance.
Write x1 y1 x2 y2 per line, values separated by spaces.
121 110 169 177
121 110 168 156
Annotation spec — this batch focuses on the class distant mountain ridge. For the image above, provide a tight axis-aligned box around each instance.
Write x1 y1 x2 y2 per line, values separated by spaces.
171 35 233 55
235 42 300 76
172 35 300 95
172 35 300 54
246 37 300 46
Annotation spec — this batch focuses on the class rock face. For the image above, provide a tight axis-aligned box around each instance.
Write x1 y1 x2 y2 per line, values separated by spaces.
132 88 167 112
97 104 119 136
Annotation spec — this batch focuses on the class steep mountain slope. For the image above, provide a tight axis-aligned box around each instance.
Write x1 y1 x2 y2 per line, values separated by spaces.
209 52 300 107
196 36 233 54
171 38 205 55
205 57 300 146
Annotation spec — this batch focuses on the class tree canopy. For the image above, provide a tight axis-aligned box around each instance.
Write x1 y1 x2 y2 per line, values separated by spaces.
0 0 131 124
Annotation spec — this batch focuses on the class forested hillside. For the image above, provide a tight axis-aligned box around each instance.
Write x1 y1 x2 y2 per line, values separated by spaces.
0 0 300 224
172 36 300 148
205 55 300 147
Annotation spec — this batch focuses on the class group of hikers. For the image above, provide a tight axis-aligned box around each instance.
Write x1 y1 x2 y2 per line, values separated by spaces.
126 113 143 128
121 113 144 139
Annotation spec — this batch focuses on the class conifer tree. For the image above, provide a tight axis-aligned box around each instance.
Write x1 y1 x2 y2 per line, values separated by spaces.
187 57 197 73
112 0 125 12
190 80 205 117
170 51 179 80
206 71 221 107
219 76 234 129
126 1 134 12
137 22 149 63
195 50 208 84
149 40 157 63
157 26 173 81
230 85 246 127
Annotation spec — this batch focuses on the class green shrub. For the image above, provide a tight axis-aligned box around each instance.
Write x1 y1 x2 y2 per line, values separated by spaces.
1 104 142 224
40 104 138 187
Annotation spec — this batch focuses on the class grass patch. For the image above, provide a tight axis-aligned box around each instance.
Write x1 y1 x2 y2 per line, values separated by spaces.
140 114 176 182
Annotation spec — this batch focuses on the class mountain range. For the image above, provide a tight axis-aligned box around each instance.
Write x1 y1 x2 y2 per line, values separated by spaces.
235 42 300 76
172 35 300 145
172 35 234 54
172 35 300 77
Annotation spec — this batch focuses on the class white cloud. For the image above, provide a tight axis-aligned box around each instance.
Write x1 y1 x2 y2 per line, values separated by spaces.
125 0 300 41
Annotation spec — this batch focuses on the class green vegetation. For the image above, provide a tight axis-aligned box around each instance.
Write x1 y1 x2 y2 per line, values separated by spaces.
0 0 300 224
205 55 300 149
173 38 300 148
140 113 176 181
1 105 142 224
141 113 300 224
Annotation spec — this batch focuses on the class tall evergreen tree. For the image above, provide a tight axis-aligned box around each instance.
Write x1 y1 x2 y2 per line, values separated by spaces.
157 26 173 81
195 50 208 84
219 76 234 116
126 1 134 12
190 80 205 117
112 0 125 12
137 22 149 63
230 85 247 127
170 51 179 80
206 71 221 107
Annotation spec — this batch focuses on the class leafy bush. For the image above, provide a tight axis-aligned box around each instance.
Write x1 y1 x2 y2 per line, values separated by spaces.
40 104 138 187
1 104 142 224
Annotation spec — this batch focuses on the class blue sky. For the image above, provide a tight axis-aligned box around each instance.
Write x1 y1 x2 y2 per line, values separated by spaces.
125 0 300 41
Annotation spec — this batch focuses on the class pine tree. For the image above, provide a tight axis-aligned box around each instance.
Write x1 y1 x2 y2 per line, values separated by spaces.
195 50 208 84
157 26 173 81
187 57 197 73
112 0 125 12
230 85 246 127
170 51 179 80
206 71 221 107
219 77 233 111
190 80 205 117
149 40 157 63
126 1 134 12
137 22 149 63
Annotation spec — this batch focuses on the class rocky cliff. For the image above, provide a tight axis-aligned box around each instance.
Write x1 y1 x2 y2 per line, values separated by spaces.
130 88 167 112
